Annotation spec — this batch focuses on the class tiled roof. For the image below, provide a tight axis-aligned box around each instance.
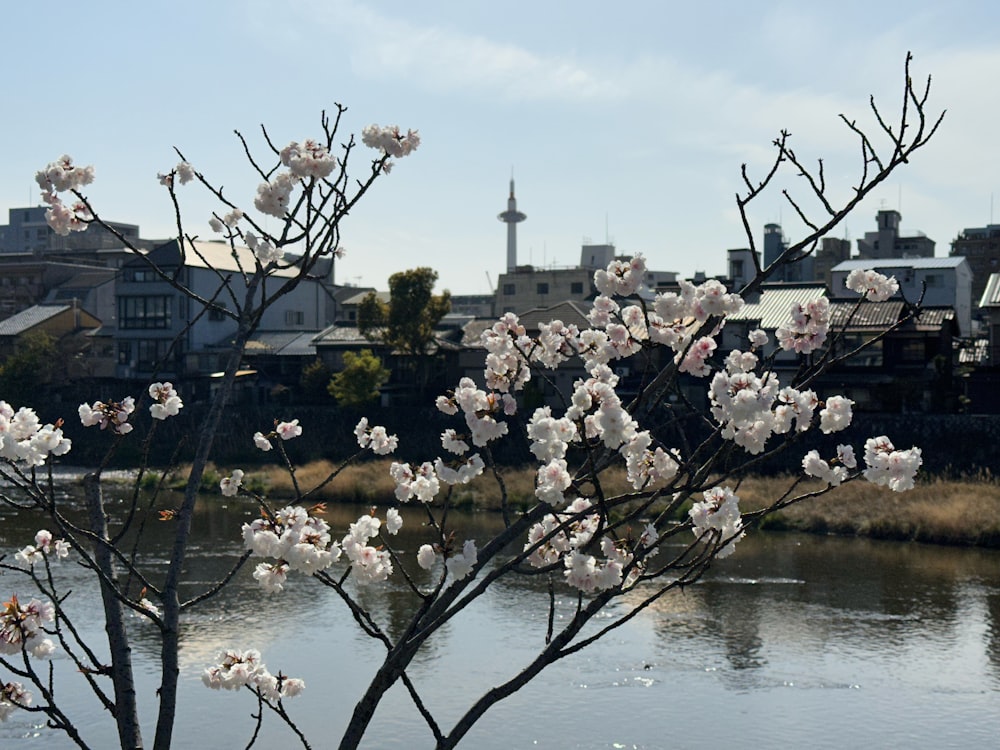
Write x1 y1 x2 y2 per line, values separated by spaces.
726 285 828 329
0 304 70 336
828 300 904 329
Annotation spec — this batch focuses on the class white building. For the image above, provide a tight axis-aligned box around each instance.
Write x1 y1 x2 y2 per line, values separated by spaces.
830 257 973 336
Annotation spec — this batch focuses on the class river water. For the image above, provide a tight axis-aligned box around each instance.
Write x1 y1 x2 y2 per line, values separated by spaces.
2 493 999 749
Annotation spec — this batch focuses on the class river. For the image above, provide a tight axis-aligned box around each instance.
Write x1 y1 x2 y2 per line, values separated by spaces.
1 492 999 749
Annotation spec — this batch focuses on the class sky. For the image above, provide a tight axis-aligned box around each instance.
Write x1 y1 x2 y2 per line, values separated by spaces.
3 0 1000 295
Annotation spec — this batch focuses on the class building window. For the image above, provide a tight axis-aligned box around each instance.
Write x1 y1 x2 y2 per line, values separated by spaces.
118 296 172 329
119 339 171 370
123 268 159 282
571 282 584 294
924 274 943 288
285 310 305 326
502 283 516 295
536 283 549 295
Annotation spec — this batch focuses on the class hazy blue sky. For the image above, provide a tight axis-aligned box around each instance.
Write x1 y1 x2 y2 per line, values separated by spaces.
2 1 998 294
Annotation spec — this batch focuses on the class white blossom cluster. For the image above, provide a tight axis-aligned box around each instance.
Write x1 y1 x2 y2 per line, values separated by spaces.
243 505 341 592
0 402 71 467
862 435 923 492
341 511 398 585
14 529 70 568
202 648 304 701
354 417 399 455
280 139 338 180
846 268 900 302
361 124 421 161
0 681 32 722
776 298 830 354
79 396 135 435
524 498 657 592
689 486 745 559
148 382 183 420
802 445 857 486
0 594 56 658
35 155 95 236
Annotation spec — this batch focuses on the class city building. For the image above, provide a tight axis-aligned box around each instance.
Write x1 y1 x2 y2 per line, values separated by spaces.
855 209 935 259
830 257 973 336
950 224 1000 316
113 240 333 382
0 206 144 256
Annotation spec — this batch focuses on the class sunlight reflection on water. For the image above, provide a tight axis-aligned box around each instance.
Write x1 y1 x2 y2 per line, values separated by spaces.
2 498 999 748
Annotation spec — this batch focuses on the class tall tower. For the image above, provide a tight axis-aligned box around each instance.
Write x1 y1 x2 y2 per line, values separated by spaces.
498 178 526 272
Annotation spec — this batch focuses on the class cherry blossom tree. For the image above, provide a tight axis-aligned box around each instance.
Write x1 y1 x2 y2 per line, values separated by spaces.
0 54 941 749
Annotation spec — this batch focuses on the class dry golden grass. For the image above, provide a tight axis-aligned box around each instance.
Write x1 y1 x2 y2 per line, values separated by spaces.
736 475 1000 546
235 461 1000 547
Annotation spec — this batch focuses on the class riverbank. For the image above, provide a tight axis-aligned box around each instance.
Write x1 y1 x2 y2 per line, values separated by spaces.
215 460 1000 549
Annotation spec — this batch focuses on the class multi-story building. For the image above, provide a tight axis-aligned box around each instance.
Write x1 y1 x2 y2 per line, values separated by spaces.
114 240 333 381
830 257 973 336
950 224 1000 316
855 209 935 259
0 206 144 256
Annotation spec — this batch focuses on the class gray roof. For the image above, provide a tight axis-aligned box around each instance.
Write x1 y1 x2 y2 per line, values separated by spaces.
0 304 70 336
726 285 828 329
832 257 967 272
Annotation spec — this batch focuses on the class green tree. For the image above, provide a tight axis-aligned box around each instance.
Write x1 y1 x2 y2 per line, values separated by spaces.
299 358 333 402
327 349 390 406
358 267 451 395
0 331 57 404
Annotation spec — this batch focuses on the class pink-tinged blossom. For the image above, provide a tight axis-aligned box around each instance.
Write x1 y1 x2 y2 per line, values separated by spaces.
677 336 717 377
593 254 646 297
253 431 273 451
149 382 183 420
689 486 744 559
776 298 830 354
846 269 900 302
441 428 470 455
276 419 302 441
79 397 135 435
